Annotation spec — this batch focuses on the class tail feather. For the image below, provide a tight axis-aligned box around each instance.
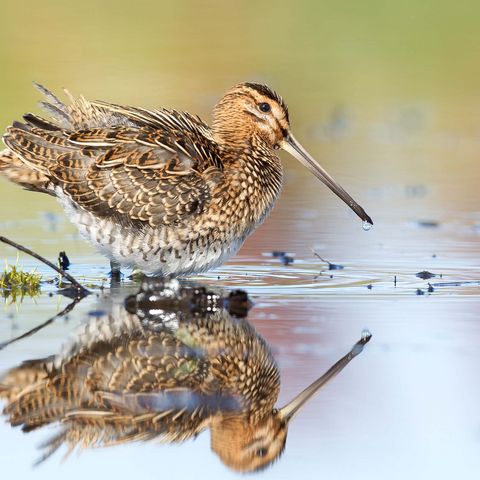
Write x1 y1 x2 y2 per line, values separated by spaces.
0 359 48 405
33 82 110 130
0 83 84 191
23 112 62 132
0 148 51 192
33 82 67 112
33 82 72 128
40 101 72 127
0 83 73 191
0 82 133 193
2 127 72 188
3 124 74 172
2 371 86 432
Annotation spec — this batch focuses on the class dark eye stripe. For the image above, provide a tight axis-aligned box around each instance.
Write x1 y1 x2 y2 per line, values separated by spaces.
244 82 289 122
275 118 288 137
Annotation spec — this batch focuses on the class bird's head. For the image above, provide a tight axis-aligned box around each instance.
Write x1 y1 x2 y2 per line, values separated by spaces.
213 82 372 226
210 413 288 473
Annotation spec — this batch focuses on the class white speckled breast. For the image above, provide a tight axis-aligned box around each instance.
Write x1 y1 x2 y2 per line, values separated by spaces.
58 192 248 276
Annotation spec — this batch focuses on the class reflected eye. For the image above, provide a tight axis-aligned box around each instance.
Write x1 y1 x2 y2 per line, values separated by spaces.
256 448 268 457
258 102 271 113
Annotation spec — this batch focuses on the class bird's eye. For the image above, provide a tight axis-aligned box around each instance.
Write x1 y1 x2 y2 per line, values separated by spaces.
258 102 271 113
256 448 268 457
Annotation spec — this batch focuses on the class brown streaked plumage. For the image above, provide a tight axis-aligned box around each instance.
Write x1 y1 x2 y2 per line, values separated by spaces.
0 280 371 472
0 83 372 276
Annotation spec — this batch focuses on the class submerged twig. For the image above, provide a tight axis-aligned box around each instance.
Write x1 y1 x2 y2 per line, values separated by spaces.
0 236 90 297
431 281 480 287
0 297 81 351
312 249 344 270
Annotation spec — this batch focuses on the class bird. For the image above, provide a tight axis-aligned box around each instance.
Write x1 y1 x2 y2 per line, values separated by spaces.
0 279 371 472
0 83 373 276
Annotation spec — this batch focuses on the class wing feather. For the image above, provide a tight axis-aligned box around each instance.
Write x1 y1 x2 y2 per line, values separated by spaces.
2 86 224 228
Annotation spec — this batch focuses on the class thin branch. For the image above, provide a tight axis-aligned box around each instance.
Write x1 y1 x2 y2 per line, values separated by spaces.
311 248 344 270
0 235 90 296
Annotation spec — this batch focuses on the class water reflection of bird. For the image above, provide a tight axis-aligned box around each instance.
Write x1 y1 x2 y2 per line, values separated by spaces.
0 83 372 276
0 280 371 472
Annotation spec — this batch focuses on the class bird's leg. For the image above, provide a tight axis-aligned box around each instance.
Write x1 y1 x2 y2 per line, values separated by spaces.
109 260 122 282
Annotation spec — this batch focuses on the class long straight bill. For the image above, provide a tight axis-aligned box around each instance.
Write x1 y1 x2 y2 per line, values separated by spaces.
282 134 373 226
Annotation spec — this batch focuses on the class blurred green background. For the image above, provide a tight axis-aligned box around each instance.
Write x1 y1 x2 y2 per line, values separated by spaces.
1 0 480 262
2 0 480 111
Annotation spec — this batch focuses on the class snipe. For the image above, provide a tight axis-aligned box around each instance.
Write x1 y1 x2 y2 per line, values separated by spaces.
0 280 371 472
0 83 372 276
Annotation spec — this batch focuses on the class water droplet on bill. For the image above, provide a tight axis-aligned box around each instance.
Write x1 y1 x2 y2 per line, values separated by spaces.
362 220 373 231
361 329 372 341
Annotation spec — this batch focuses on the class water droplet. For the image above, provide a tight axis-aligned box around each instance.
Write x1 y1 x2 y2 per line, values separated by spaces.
362 220 373 231
361 329 372 341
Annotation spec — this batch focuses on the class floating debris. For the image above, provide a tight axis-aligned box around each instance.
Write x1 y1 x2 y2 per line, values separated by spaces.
415 220 439 228
268 251 294 266
281 255 294 266
312 250 344 270
367 284 373 290
431 281 480 287
58 251 70 270
416 271 436 280
88 310 107 317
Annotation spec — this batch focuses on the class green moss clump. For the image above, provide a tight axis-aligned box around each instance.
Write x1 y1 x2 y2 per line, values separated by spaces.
0 260 41 301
